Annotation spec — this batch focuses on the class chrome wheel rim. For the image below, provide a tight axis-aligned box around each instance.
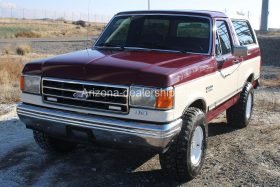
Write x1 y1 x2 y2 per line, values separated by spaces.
190 126 204 167
246 93 252 119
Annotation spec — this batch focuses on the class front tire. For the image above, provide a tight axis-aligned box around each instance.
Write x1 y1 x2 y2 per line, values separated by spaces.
33 131 77 153
226 82 254 128
159 108 208 182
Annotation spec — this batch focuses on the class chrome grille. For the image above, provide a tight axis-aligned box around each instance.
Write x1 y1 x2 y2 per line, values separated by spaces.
42 78 129 113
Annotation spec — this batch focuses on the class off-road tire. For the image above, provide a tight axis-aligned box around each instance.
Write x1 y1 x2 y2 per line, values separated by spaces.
33 131 77 153
159 107 208 182
226 82 254 128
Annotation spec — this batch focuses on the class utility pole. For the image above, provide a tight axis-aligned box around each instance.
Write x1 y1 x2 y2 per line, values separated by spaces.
260 0 269 31
148 0 150 10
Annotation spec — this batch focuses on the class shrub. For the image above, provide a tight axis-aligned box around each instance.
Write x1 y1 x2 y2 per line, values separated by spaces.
0 58 24 104
72 20 86 27
56 17 66 22
15 31 41 38
16 44 32 56
41 18 52 21
2 45 13 55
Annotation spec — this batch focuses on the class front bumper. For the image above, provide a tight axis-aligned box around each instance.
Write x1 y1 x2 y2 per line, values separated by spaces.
17 103 182 150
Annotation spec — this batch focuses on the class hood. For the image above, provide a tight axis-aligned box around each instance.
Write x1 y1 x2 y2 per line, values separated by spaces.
23 49 213 87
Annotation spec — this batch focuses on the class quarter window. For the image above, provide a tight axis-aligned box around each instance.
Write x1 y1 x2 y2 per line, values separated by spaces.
232 20 256 46
216 21 232 55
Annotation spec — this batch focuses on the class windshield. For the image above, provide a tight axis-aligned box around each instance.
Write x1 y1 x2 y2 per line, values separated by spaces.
95 15 211 54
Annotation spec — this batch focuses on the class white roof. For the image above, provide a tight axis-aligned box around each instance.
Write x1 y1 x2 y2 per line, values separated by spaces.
224 11 249 20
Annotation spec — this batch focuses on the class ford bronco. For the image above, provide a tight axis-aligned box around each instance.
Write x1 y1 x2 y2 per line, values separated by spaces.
17 10 261 181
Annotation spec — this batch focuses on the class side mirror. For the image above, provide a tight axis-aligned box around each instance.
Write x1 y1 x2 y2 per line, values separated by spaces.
233 46 249 57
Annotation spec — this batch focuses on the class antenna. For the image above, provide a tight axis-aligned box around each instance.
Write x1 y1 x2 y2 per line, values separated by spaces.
148 0 151 10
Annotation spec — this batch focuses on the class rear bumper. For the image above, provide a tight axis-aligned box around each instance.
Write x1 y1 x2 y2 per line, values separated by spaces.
17 103 182 150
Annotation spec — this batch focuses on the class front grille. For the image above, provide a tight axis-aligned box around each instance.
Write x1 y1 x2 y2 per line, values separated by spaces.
42 78 129 113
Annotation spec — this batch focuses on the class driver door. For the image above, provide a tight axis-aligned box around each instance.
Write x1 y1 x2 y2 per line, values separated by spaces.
213 20 239 108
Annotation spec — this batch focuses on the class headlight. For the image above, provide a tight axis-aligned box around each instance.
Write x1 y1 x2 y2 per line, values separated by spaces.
20 75 41 94
130 86 174 110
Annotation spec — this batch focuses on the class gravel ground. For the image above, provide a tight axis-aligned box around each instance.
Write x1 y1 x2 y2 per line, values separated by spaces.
0 69 279 186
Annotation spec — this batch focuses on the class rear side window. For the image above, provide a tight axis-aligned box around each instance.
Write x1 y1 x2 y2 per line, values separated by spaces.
232 20 256 46
216 20 232 55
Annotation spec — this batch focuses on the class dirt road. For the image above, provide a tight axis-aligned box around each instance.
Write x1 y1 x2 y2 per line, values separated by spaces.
0 69 279 186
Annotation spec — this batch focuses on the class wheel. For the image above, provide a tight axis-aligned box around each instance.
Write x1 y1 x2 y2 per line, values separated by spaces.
159 107 208 182
33 131 77 153
226 82 254 128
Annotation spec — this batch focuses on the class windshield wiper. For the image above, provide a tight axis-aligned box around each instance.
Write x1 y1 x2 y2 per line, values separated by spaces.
95 43 125 51
135 43 190 54
174 49 189 54
137 47 189 54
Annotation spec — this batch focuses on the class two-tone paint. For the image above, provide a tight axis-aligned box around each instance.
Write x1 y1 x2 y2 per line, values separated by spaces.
21 10 261 125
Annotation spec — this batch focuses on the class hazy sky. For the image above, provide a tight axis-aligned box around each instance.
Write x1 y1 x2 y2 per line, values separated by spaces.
0 0 279 29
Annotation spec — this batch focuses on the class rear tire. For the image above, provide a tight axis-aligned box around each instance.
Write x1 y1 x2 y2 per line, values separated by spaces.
159 107 207 182
33 131 77 153
226 82 254 128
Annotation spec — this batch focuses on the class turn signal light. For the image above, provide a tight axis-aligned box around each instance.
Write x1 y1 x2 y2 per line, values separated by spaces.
20 76 24 91
156 89 174 109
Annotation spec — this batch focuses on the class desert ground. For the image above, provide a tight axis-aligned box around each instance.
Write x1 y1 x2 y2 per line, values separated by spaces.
0 24 279 186
0 18 105 39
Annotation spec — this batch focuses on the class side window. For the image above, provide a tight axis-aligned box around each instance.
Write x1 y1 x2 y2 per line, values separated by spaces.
232 20 256 46
216 21 232 55
215 32 222 56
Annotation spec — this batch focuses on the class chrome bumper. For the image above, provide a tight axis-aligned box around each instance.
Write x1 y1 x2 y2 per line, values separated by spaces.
17 103 182 149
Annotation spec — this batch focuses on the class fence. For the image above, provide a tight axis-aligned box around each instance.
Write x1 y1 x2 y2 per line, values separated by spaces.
0 7 263 28
0 7 112 23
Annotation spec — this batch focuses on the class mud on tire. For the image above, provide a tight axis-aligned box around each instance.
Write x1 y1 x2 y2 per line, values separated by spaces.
33 131 77 153
159 107 208 182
